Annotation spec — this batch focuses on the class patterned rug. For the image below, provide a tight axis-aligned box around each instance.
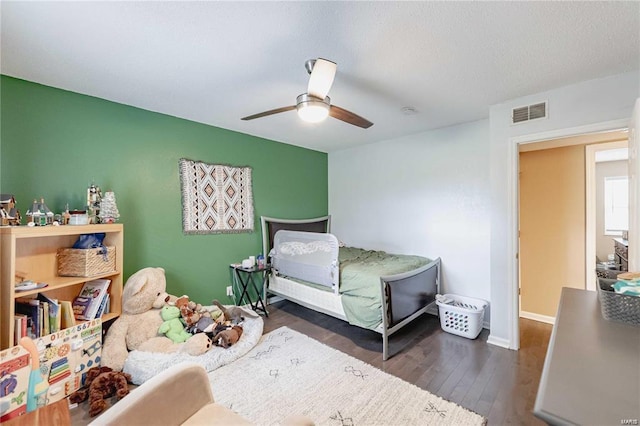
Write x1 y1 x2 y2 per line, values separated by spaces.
209 327 486 425
179 158 254 234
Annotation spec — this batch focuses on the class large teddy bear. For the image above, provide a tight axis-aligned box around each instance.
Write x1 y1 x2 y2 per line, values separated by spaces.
102 267 211 371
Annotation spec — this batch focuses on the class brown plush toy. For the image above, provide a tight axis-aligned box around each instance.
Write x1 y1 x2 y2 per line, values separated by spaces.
69 366 132 417
175 295 202 328
212 325 243 348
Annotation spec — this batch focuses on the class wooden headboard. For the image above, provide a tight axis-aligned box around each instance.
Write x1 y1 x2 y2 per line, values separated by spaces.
260 215 331 258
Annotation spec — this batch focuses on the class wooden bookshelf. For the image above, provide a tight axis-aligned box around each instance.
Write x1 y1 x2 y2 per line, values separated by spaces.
0 224 123 349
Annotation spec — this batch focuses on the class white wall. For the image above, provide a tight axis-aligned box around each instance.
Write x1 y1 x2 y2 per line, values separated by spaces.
327 71 638 349
489 71 639 348
328 120 491 310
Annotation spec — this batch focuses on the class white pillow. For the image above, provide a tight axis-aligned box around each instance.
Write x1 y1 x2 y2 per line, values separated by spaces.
279 240 333 256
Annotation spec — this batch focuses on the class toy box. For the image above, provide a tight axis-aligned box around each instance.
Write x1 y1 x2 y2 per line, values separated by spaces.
0 319 102 421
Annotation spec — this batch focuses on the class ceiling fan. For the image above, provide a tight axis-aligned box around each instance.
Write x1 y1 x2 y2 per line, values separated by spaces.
241 58 373 129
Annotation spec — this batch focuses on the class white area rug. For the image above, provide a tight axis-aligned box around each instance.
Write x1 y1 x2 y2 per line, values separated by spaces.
123 312 263 384
209 327 486 426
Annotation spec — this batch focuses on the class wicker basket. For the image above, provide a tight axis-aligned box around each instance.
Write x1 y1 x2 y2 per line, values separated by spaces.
597 278 640 326
57 246 116 277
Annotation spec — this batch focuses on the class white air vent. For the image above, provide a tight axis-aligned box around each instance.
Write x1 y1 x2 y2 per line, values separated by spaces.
512 101 547 124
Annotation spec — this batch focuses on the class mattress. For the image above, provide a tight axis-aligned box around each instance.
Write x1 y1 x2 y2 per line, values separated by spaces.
268 273 388 333
338 247 431 329
271 229 431 330
268 274 347 320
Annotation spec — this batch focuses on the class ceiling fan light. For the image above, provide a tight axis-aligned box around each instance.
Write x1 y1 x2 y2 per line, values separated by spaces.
307 58 337 99
298 104 329 123
296 94 330 123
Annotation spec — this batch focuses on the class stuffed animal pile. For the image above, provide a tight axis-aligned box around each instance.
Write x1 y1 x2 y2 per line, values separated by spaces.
69 366 131 417
184 299 254 348
101 267 212 371
101 267 258 372
175 295 213 329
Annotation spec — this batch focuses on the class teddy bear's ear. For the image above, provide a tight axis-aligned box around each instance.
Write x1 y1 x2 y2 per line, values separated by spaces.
122 267 167 314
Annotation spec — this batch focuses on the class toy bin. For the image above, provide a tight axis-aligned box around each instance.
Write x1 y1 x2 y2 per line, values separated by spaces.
436 294 488 339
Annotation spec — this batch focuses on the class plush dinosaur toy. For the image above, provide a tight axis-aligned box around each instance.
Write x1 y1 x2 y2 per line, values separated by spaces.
158 305 191 343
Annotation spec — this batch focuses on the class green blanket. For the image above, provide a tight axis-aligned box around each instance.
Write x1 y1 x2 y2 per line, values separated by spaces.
338 247 430 330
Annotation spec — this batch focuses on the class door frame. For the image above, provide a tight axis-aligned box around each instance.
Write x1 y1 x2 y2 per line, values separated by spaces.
508 118 629 349
585 140 629 291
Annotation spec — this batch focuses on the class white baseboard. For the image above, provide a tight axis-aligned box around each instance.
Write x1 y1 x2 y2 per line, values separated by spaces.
487 334 511 349
520 310 555 325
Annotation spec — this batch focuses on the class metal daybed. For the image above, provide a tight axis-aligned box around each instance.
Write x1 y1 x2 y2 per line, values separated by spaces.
261 215 441 360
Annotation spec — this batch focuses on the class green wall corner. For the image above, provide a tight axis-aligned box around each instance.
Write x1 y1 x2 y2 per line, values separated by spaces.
0 75 328 303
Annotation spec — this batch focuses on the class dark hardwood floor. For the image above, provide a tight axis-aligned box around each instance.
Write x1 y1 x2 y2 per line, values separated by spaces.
71 301 551 425
263 300 552 425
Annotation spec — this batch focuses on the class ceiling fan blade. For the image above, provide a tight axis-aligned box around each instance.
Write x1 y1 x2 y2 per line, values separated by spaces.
241 105 296 121
307 58 337 100
329 105 373 129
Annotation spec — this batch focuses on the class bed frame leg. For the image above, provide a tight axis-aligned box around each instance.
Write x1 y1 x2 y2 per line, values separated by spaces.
382 331 389 361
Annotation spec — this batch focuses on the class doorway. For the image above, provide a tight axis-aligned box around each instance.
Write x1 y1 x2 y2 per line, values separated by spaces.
518 131 628 324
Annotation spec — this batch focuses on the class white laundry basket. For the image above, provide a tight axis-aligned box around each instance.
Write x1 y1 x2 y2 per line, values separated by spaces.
436 294 488 339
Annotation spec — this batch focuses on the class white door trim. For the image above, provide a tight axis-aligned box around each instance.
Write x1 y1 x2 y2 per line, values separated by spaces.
585 140 629 292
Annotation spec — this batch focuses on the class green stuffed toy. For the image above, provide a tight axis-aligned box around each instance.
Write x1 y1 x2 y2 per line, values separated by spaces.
158 305 192 343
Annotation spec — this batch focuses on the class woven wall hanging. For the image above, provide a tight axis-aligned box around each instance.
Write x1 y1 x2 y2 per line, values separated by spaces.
179 158 254 234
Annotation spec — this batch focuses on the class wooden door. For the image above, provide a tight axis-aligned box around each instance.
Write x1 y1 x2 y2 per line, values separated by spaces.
519 145 586 319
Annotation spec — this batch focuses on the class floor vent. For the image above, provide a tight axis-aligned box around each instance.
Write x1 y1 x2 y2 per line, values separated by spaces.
512 101 547 124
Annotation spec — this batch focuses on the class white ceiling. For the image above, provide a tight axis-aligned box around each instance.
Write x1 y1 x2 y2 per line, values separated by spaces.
2 1 639 153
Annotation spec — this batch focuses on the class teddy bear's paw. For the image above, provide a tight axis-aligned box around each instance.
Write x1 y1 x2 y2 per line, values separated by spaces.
116 387 130 399
68 389 88 404
89 399 108 417
138 336 179 353
182 333 212 355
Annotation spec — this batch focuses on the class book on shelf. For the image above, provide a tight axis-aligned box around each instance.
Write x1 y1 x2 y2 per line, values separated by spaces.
41 301 49 336
94 294 110 318
15 298 39 338
14 314 27 345
72 279 110 321
37 293 60 334
60 300 76 329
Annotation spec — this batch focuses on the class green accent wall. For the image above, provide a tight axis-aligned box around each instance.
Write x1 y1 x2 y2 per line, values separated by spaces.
0 76 328 303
